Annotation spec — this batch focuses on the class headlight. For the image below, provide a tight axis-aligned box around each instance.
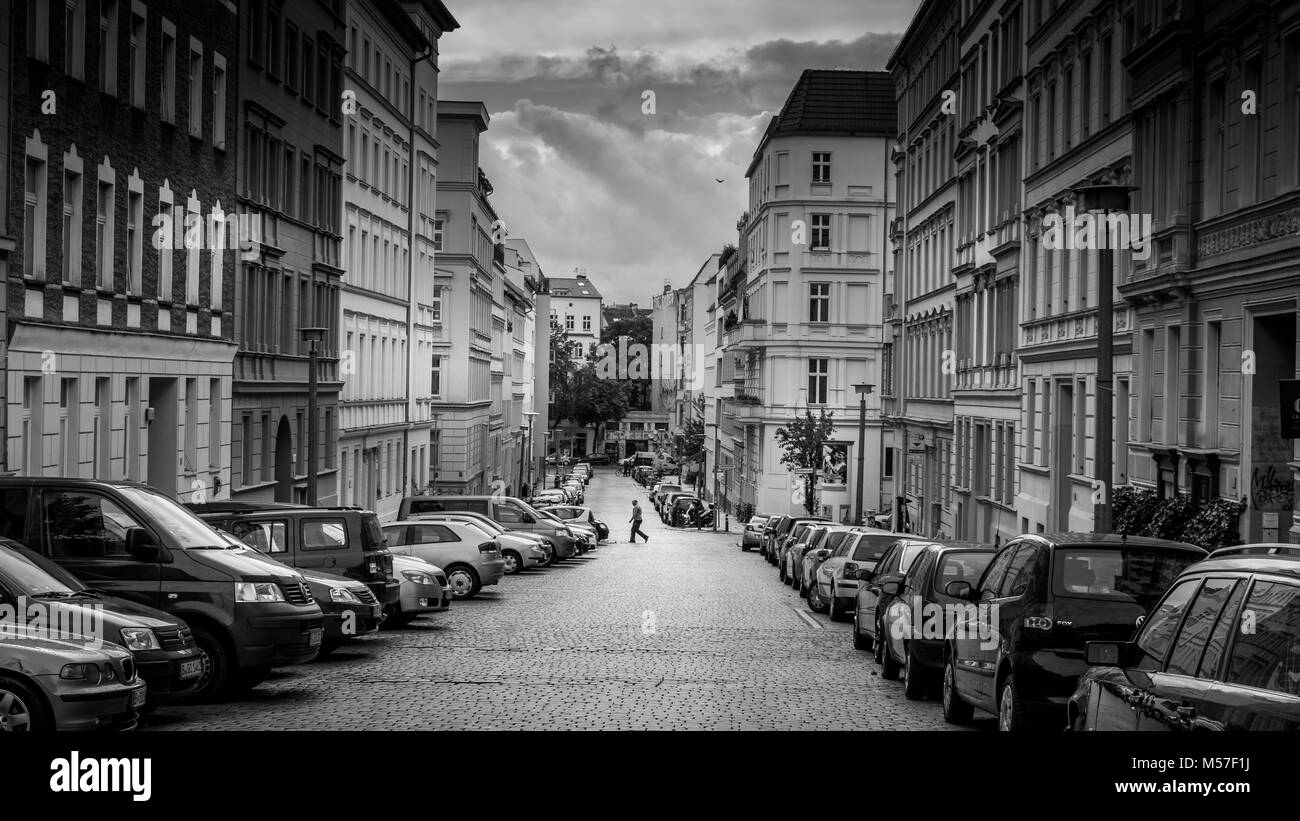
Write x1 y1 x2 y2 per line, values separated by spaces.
401 570 436 585
60 663 105 684
329 587 361 603
119 627 161 651
234 582 285 603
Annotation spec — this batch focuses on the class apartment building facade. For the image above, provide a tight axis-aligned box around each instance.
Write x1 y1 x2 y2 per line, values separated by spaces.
1121 1 1300 544
728 69 896 521
231 0 345 505
1015 0 1135 535
886 3 959 537
951 0 1025 544
8 0 238 498
505 237 550 485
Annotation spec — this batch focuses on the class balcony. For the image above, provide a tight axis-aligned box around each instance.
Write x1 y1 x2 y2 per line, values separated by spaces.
726 318 768 349
1020 305 1133 349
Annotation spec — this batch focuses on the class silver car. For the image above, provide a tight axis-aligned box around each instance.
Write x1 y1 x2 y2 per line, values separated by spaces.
810 529 903 620
382 521 507 599
383 554 452 627
408 511 552 572
0 626 146 731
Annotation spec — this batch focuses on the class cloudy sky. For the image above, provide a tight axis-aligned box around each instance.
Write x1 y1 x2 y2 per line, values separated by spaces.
439 0 914 305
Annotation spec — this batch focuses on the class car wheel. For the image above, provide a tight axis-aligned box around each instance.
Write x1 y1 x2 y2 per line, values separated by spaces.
998 674 1030 732
853 608 872 651
879 621 901 680
942 654 974 724
903 645 926 700
807 581 828 614
741 543 749 552
445 565 482 599
828 588 844 622
0 675 48 731
187 626 234 702
502 550 522 575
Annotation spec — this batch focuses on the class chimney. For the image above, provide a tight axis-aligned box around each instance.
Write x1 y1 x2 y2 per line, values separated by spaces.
576 273 586 279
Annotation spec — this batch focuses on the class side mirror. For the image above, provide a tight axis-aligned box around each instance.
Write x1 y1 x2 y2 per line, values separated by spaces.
880 580 901 596
816 549 830 560
522 514 536 524
125 527 161 561
945 580 973 600
1085 641 1128 667
856 568 874 581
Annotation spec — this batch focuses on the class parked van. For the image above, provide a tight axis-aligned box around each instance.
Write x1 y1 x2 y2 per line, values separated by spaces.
0 478 324 701
398 495 579 559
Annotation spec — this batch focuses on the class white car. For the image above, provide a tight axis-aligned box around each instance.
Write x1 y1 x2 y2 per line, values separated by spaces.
809 529 903 621
406 512 552 573
381 520 507 599
384 554 452 627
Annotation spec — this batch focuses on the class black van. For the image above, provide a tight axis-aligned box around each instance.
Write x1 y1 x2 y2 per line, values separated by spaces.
196 507 399 607
0 478 324 701
941 533 1206 730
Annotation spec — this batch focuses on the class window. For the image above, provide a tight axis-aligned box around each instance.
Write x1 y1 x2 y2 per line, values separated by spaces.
807 358 829 405
1132 578 1199 670
433 218 443 251
95 176 114 289
1100 34 1112 126
998 545 1037 597
301 519 348 551
582 315 591 332
284 23 299 91
883 446 894 478
812 152 831 184
62 165 82 285
430 354 441 397
59 378 79 476
24 152 49 280
43 491 144 557
65 0 86 79
209 378 221 468
99 1 118 94
188 41 203 138
183 378 198 472
302 36 315 105
809 282 830 322
126 184 143 293
124 377 139 480
92 378 110 478
160 20 176 123
1226 581 1300 696
230 520 287 553
266 1 282 77
811 214 831 250
213 53 227 148
28 0 51 62
565 314 574 331
1167 578 1239 676
412 524 458 544
128 5 145 107
431 289 441 322
241 413 254 485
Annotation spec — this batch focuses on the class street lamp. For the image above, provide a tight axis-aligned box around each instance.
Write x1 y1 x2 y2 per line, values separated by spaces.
853 383 875 526
1072 183 1136 534
299 327 328 506
522 411 539 497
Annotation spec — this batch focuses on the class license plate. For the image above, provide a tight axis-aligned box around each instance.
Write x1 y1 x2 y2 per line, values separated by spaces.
178 659 203 680
308 627 323 647
130 687 147 709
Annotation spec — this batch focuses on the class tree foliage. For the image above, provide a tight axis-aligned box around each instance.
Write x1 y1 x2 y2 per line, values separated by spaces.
774 409 836 515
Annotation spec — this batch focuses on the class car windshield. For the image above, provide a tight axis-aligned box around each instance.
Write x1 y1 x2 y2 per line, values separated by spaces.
115 486 236 549
0 544 83 596
852 535 901 563
1054 547 1202 606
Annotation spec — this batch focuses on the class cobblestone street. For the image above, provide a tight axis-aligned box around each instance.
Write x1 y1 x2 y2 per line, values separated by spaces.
144 468 980 730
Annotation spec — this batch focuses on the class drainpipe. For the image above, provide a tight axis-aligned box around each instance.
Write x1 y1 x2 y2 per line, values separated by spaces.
407 46 434 502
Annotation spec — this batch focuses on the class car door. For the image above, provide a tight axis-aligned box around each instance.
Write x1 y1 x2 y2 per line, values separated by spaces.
861 542 898 637
382 525 410 555
38 487 162 608
950 543 1016 707
298 516 354 575
1200 577 1300 730
886 550 934 663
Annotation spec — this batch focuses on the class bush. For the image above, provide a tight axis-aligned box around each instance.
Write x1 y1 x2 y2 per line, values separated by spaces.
1178 497 1248 551
1145 494 1196 540
1113 486 1161 535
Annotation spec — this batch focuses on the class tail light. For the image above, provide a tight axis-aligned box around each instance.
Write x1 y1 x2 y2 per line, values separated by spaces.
478 541 498 554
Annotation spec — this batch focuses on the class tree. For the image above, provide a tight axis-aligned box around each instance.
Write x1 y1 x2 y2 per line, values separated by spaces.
548 324 580 432
774 409 836 515
598 314 653 411
679 394 706 463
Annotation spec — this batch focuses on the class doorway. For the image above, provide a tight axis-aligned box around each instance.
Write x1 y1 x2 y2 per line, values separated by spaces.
146 378 178 497
1248 312 1297 541
274 416 293 503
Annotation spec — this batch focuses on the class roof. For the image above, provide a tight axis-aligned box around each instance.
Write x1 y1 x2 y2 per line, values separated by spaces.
548 277 603 299
1182 553 1300 581
746 70 897 177
1024 532 1208 553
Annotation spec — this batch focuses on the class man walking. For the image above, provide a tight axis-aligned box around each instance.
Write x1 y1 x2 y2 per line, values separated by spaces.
629 500 649 543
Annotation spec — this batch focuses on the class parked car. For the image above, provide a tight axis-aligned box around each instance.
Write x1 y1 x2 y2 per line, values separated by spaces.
0 627 146 730
659 492 694 523
741 514 771 551
585 454 611 465
780 524 824 585
652 483 683 511
776 521 827 576
196 506 400 609
0 478 323 702
1068 545 1300 731
534 509 597 552
852 537 938 648
405 512 552 572
810 528 902 620
384 554 452 628
539 506 609 542
0 538 204 704
667 496 702 527
759 517 781 559
300 569 382 656
796 526 857 595
877 542 996 698
381 520 507 599
941 533 1206 730
399 495 580 560
530 490 567 507
765 516 828 565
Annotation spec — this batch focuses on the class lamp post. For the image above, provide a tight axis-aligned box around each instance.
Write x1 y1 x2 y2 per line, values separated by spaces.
1072 183 1136 534
522 411 539 497
299 327 328 505
852 383 875 526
